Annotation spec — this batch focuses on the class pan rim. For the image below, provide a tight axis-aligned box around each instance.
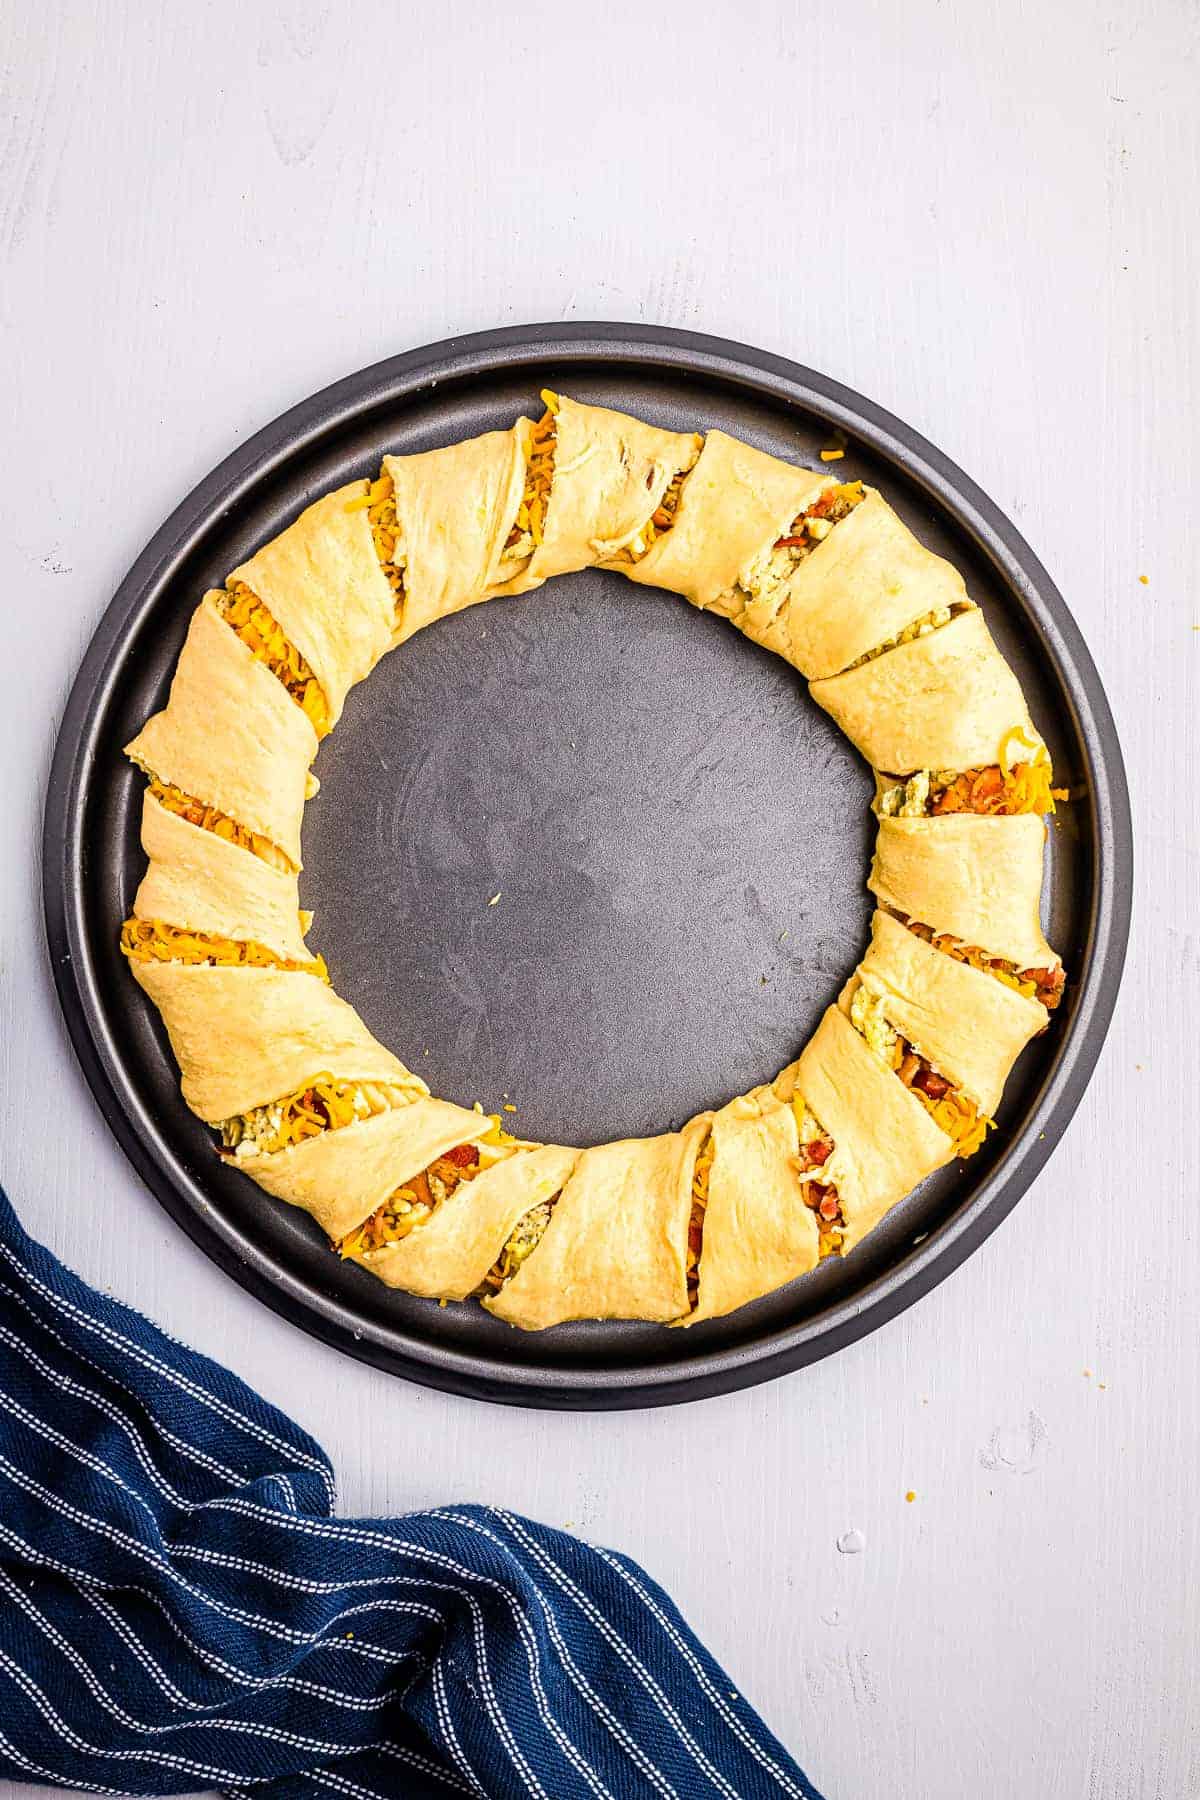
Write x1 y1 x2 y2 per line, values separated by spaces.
42 321 1132 1409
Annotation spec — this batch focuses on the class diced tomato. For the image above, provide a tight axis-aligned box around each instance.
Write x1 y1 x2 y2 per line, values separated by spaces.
444 1143 480 1168
897 1051 922 1086
972 766 1005 801
913 1067 951 1100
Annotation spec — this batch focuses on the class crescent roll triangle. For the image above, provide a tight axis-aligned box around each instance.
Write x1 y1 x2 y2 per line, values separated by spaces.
231 1097 495 1242
384 420 538 640
119 388 1069 1329
485 1118 711 1330
809 606 1043 775
125 596 317 868
131 791 315 966
129 961 425 1123
736 486 970 679
869 814 1059 972
352 1143 582 1299
795 1006 955 1252
530 396 702 580
682 1071 819 1327
226 483 397 726
855 910 1047 1115
619 428 827 613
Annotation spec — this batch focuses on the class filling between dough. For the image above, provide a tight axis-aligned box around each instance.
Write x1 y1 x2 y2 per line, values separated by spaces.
885 909 1066 1011
502 391 559 563
477 1189 561 1296
879 736 1068 819
794 1105 846 1259
848 981 995 1158
220 1076 419 1158
217 583 330 738
774 480 866 559
120 918 327 979
610 458 696 565
146 778 294 871
685 1132 715 1304
740 479 867 611
338 1120 520 1258
345 475 406 621
843 601 971 671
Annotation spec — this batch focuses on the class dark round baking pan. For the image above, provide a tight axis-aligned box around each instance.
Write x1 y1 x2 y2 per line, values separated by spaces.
43 323 1131 1410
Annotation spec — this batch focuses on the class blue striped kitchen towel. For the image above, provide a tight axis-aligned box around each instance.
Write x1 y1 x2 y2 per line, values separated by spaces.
0 1183 821 1799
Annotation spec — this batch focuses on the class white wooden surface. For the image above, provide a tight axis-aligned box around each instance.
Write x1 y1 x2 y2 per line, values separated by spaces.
2 3 1197 1796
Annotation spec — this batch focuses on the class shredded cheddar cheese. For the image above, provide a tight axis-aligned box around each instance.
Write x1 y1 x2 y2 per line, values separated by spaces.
221 1076 416 1157
347 474 405 618
505 394 559 556
120 917 326 979
218 583 330 737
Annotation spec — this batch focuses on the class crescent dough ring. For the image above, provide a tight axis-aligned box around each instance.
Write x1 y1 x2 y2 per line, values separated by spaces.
795 1006 954 1253
682 1071 819 1327
352 1142 582 1299
855 911 1047 1116
384 420 538 641
870 814 1059 972
530 396 702 579
131 791 314 966
738 487 970 679
124 595 317 869
232 1098 495 1243
809 606 1043 775
485 1117 711 1330
620 428 827 614
120 390 1068 1325
128 961 425 1123
227 483 397 726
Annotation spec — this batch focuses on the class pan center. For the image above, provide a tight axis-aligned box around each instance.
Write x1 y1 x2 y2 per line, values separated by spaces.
300 569 872 1147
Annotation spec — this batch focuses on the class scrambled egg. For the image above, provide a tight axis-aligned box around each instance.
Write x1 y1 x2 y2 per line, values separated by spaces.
849 984 899 1067
503 1201 552 1270
879 769 932 817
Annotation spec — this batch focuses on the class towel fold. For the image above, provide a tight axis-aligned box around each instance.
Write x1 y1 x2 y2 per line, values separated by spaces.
0 1183 820 1799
